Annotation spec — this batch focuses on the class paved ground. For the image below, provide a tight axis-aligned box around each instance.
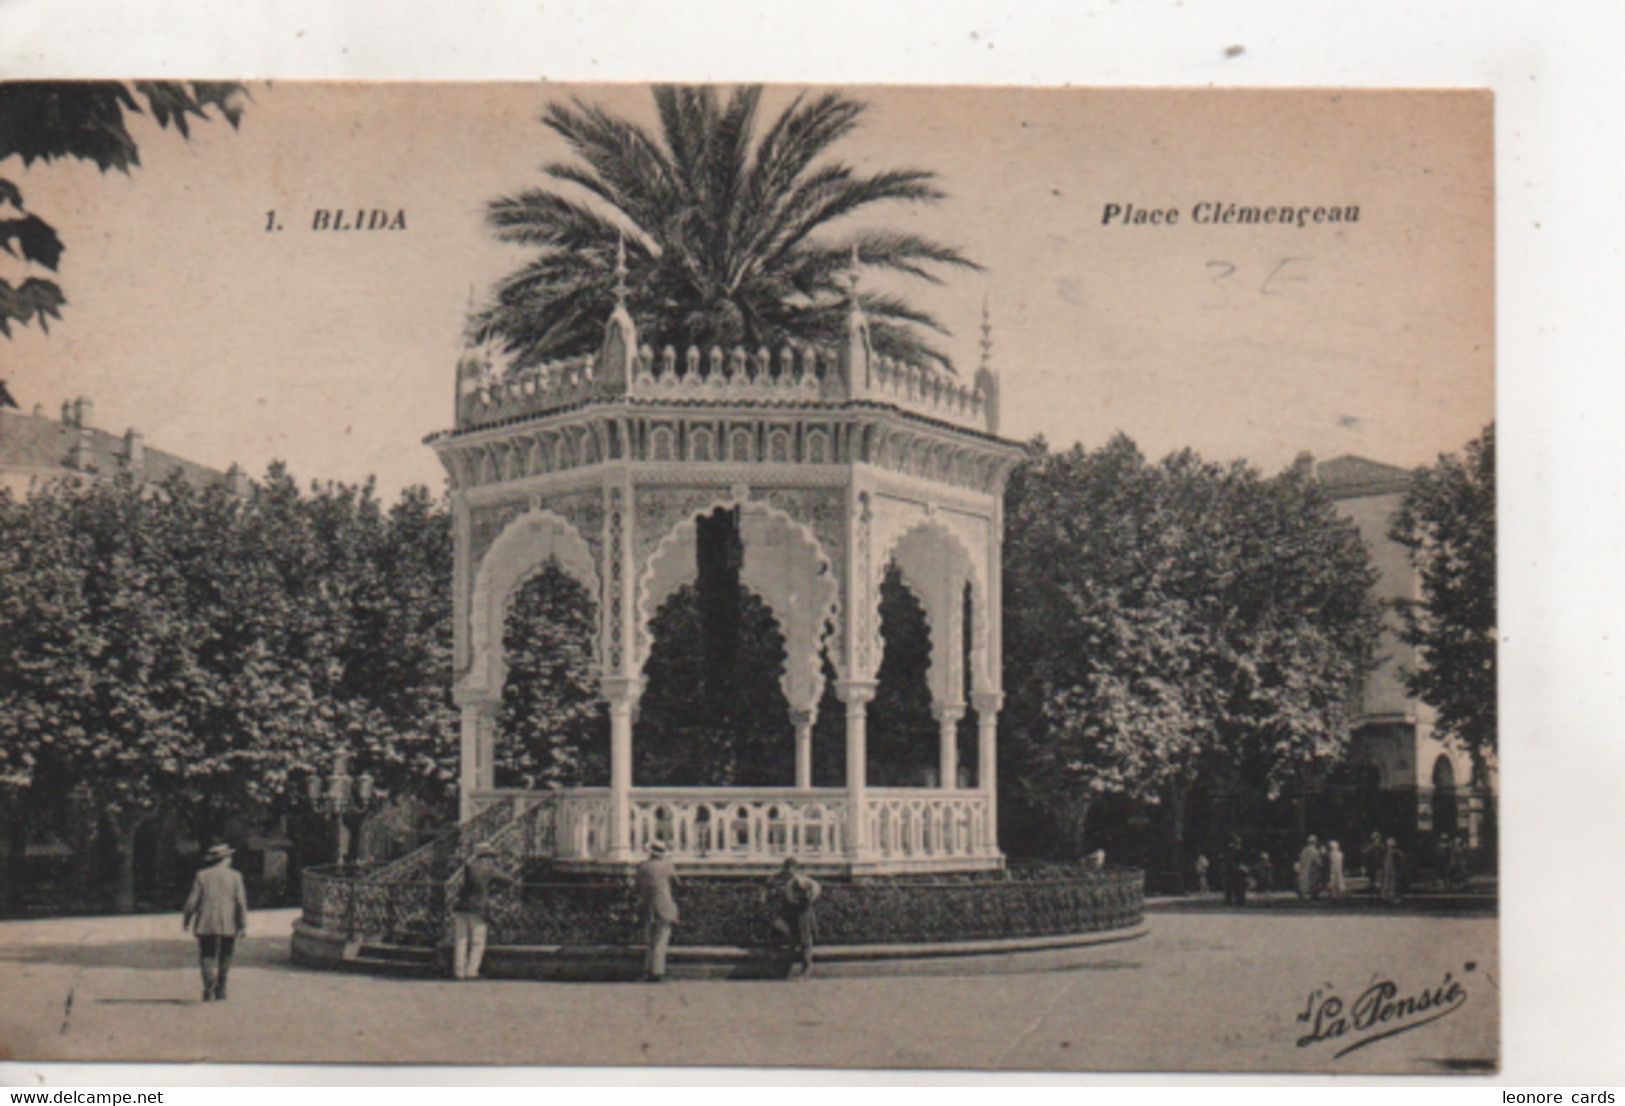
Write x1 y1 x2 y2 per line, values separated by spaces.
0 903 1497 1076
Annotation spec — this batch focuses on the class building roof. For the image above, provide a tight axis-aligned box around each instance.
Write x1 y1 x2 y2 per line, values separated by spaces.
0 406 228 491
1315 454 1414 500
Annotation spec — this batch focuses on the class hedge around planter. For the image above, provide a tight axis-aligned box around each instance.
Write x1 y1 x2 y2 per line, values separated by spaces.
301 863 1143 949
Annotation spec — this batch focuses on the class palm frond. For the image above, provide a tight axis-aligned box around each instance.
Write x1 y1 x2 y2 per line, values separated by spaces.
542 99 677 231
487 188 627 251
804 231 983 284
482 84 978 370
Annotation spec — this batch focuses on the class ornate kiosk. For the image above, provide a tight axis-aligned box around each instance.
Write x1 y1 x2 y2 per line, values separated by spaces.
292 258 1147 978
434 255 1022 874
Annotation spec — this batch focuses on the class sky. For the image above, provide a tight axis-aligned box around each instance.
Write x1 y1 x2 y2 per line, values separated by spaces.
3 83 1493 500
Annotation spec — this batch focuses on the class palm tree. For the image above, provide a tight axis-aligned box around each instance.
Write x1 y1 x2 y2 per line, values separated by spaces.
473 85 979 372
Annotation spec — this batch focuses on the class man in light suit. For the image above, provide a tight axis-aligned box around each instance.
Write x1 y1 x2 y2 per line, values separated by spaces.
635 839 681 982
452 842 515 980
182 842 249 1002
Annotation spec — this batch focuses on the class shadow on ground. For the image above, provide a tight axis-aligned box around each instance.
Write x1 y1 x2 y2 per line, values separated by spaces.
0 934 294 973
1146 889 1497 917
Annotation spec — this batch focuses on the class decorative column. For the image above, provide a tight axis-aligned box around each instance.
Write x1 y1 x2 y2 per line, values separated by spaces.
602 676 643 861
972 690 1003 854
935 704 964 790
450 495 472 684
792 709 815 791
454 688 500 821
839 681 877 859
601 473 638 862
841 481 876 861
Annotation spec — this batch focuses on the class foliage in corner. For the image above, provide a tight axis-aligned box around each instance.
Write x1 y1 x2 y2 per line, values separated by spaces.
0 81 246 337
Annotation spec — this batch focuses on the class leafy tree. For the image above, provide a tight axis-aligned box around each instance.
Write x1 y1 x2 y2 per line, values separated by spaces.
0 472 224 910
0 81 246 336
367 487 460 791
1390 424 1497 774
497 562 607 788
1000 436 1382 858
867 566 940 786
0 463 464 910
226 472 461 831
1001 437 1211 856
634 583 794 787
474 85 978 371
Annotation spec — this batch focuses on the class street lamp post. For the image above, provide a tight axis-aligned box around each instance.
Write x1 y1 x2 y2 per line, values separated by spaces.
307 754 381 866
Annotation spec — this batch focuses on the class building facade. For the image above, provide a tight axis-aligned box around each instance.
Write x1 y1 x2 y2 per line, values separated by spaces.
1316 454 1495 855
0 394 244 498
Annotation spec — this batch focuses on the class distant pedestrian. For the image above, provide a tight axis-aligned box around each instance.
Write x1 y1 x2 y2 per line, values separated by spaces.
451 841 514 980
1297 836 1323 900
1194 853 1211 895
635 839 682 982
1363 831 1385 896
1380 837 1406 903
182 842 249 1002
762 858 821 978
1254 851 1275 895
1447 835 1470 890
1327 840 1347 898
1222 835 1249 906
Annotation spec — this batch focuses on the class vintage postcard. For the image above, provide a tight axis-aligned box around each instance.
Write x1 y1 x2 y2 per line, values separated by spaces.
0 82 1495 1074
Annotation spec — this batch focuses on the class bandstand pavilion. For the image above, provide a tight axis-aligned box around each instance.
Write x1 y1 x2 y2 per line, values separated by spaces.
426 257 1026 875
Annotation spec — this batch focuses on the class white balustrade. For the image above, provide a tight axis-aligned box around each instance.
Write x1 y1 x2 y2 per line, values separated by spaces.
466 786 994 867
865 789 993 860
554 790 611 860
869 355 990 432
467 788 609 860
457 340 995 435
627 789 848 861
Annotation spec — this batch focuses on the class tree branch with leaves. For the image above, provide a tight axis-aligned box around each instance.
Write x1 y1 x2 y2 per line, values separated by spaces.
1390 424 1497 777
0 81 246 337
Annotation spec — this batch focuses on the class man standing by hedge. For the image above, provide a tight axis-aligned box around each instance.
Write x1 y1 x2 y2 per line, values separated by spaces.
451 842 514 980
182 843 249 1002
762 857 821 979
1221 835 1249 906
636 840 681 982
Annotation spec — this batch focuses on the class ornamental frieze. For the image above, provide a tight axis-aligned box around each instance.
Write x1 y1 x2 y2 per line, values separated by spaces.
633 486 737 573
544 489 607 575
468 500 528 570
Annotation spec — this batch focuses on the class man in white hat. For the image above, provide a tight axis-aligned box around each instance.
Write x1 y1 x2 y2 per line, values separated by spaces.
182 843 249 1002
451 841 514 980
634 839 681 982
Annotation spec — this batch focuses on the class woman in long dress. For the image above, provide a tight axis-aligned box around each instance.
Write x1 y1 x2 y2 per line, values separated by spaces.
1327 840 1346 898
1296 836 1320 899
1380 837 1405 903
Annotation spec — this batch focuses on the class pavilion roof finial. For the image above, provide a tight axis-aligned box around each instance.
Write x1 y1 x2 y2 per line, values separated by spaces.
838 243 872 393
599 233 638 392
979 292 993 372
840 243 864 307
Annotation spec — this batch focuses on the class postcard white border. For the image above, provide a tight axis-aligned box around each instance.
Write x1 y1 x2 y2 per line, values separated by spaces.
0 0 1618 1089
